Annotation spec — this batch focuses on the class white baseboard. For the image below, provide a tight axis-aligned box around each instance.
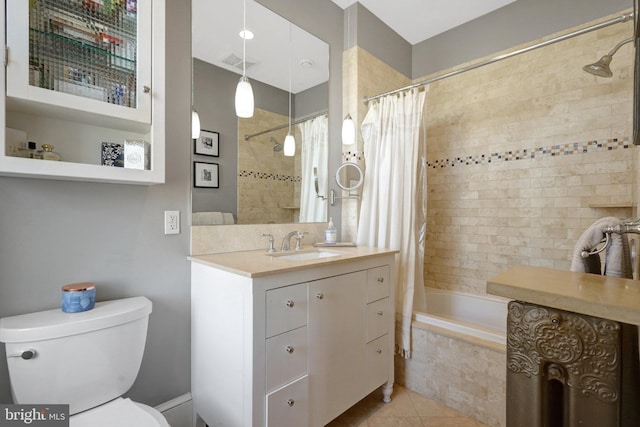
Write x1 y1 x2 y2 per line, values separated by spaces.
155 393 192 427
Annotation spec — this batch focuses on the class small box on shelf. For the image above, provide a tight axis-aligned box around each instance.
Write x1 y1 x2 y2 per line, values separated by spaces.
124 140 150 170
101 142 124 167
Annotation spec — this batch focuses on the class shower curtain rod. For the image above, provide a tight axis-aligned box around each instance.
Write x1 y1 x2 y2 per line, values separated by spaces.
363 12 634 105
243 109 328 141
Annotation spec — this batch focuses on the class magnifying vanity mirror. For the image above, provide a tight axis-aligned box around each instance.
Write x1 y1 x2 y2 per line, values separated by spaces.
191 0 329 225
330 162 363 206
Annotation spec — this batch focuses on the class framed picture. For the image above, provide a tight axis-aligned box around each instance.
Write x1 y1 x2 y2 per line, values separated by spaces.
194 130 219 157
194 162 219 188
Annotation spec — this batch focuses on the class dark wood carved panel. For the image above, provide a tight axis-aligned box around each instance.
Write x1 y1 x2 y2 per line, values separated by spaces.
507 301 621 403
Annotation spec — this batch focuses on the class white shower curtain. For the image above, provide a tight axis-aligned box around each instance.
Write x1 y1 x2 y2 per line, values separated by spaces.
356 89 427 358
298 115 328 223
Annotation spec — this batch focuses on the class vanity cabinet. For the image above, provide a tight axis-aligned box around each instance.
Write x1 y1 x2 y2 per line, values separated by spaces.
190 250 395 427
0 0 165 184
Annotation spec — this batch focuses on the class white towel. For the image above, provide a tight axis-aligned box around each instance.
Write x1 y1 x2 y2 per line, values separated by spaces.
570 216 631 278
222 212 235 224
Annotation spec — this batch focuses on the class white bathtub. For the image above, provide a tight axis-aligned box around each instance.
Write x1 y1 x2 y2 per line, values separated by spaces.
414 288 508 346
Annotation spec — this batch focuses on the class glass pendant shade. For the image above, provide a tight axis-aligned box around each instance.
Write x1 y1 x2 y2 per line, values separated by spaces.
235 76 254 118
284 133 296 156
342 114 356 145
191 108 201 139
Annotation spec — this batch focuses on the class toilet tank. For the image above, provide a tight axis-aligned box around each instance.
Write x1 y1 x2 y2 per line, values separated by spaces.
0 297 152 415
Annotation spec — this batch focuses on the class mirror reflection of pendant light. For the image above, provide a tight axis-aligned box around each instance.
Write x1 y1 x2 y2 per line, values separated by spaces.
191 108 201 139
235 0 254 118
191 54 201 139
342 7 355 146
284 24 296 156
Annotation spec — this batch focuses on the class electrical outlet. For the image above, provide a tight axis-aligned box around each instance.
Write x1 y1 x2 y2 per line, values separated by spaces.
164 211 180 235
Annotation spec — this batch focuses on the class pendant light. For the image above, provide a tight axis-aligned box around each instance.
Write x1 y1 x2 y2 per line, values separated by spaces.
283 24 295 156
235 0 254 118
341 113 355 146
342 7 355 146
191 55 201 139
191 108 201 139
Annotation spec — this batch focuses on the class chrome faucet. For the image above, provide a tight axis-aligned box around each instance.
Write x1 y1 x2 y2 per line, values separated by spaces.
281 231 300 251
261 233 276 253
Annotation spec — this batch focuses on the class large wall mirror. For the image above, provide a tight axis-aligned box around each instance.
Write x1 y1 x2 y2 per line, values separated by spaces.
191 0 330 225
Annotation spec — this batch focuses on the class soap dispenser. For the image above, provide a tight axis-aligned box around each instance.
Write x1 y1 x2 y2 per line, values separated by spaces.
325 217 337 244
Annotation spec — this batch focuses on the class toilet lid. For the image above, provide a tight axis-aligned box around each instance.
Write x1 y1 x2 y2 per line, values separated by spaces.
70 397 168 427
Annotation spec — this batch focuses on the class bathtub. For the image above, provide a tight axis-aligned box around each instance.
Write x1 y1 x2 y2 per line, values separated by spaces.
401 288 508 426
414 288 508 346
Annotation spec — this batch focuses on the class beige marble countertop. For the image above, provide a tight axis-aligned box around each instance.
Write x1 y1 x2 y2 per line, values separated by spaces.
189 246 397 278
487 265 640 324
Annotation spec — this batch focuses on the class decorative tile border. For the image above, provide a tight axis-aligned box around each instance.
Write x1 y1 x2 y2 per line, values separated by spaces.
238 170 301 182
427 137 632 169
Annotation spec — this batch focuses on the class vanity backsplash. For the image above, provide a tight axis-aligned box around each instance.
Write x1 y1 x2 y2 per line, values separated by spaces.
191 223 327 255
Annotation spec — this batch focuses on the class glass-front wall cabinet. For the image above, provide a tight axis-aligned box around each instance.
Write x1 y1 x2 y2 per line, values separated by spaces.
0 0 164 184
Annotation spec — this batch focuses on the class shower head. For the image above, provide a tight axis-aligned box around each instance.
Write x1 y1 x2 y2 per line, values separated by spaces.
270 137 283 152
583 55 613 77
583 37 633 78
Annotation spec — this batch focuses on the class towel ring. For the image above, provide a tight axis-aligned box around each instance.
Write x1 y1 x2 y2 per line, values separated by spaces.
580 233 611 258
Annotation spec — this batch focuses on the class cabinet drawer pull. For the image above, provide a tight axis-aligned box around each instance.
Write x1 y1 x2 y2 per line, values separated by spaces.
285 300 295 308
377 277 384 283
316 293 324 300
143 85 151 93
287 399 295 407
376 348 382 354
285 345 294 354
376 310 384 316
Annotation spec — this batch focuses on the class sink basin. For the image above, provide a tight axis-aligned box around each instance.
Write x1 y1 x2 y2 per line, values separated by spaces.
270 250 341 261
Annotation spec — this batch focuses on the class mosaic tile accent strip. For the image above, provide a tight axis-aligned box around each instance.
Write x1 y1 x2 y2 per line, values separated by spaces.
427 137 631 169
238 170 301 182
343 150 364 163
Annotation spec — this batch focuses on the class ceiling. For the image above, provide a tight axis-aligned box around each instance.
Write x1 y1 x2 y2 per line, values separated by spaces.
331 0 518 45
192 0 518 93
192 0 329 94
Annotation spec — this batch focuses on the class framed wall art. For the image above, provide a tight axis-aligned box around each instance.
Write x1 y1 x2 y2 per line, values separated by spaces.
194 130 219 157
194 161 219 188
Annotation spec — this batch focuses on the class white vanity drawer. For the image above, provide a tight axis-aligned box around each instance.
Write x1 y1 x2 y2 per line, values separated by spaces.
266 284 308 338
266 375 309 427
366 297 390 342
366 266 390 303
266 326 308 392
365 334 390 391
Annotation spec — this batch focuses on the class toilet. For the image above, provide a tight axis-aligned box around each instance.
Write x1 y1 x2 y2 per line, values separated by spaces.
0 296 169 427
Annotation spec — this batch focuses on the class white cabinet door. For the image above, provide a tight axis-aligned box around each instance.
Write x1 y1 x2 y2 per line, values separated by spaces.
6 0 152 124
308 271 367 427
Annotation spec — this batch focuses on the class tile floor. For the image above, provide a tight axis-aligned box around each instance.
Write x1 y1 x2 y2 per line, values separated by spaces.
327 385 489 427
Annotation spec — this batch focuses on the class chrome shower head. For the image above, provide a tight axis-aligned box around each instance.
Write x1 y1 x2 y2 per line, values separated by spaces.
583 55 613 77
270 137 283 152
583 37 633 78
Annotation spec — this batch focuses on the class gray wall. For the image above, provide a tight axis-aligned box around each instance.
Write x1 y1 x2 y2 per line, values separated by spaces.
191 60 327 215
0 0 192 407
346 3 412 79
257 0 344 234
191 59 241 216
413 0 632 78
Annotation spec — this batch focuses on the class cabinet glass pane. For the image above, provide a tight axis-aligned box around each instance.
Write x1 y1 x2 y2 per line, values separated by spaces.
29 0 138 108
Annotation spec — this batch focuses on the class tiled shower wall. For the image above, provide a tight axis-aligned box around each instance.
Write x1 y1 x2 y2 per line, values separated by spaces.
238 108 302 224
422 11 636 296
345 11 636 294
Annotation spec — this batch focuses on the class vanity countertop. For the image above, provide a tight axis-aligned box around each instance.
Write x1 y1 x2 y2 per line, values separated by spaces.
487 265 640 324
188 246 398 278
